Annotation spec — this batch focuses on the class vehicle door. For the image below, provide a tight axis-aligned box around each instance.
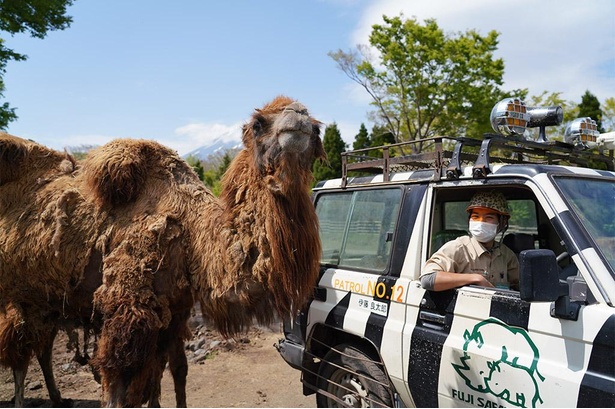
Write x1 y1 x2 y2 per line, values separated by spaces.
405 181 615 407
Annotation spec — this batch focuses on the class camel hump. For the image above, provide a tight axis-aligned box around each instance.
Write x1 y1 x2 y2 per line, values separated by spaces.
0 132 72 185
82 138 177 206
0 133 28 176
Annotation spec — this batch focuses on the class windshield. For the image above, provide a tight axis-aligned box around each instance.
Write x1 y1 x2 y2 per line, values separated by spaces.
555 176 615 272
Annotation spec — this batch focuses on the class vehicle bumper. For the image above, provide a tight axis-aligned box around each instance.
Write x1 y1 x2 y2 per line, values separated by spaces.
275 337 305 371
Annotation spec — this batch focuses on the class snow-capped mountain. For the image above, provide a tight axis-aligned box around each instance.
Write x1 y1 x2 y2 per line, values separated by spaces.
182 136 243 161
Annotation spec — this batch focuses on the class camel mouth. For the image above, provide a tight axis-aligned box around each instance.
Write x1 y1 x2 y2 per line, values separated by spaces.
278 131 311 153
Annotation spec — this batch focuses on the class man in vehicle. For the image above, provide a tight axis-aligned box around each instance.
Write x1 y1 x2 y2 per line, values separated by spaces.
420 191 519 291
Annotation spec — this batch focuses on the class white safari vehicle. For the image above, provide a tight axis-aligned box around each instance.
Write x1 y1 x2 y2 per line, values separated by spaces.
276 99 615 408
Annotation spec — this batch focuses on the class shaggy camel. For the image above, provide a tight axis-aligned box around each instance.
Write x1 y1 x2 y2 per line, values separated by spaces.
0 96 325 407
0 133 82 407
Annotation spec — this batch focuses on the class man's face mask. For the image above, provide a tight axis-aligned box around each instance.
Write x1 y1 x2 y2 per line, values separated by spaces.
469 220 498 243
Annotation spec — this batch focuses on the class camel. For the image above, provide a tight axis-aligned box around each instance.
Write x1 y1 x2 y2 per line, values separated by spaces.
0 95 325 407
0 132 81 407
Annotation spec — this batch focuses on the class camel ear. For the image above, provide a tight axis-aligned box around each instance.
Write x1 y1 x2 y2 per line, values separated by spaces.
251 116 263 137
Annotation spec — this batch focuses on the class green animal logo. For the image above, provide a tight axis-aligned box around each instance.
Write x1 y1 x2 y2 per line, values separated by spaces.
452 317 545 408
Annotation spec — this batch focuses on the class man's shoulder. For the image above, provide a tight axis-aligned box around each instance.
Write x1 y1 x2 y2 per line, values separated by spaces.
440 234 472 251
452 235 472 246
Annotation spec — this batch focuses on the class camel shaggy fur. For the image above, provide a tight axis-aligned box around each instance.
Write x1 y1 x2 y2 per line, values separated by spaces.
0 304 63 407
0 96 325 406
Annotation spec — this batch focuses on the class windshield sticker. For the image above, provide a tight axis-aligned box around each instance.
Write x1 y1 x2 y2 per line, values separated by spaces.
451 317 545 408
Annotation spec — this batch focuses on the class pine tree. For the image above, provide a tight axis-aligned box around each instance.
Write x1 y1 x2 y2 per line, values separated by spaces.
353 123 371 151
578 90 605 132
313 123 347 184
367 124 396 158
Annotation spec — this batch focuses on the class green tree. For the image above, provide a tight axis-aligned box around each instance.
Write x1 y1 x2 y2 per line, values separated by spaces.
353 123 370 151
185 154 205 182
216 151 233 179
329 14 506 153
0 0 74 129
602 97 615 132
577 90 604 132
370 124 395 148
313 122 347 183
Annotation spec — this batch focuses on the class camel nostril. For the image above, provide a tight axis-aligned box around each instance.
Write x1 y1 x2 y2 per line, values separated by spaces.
283 102 308 116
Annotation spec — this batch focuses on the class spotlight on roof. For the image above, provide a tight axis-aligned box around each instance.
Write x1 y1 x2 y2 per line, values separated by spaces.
564 117 599 149
490 97 530 137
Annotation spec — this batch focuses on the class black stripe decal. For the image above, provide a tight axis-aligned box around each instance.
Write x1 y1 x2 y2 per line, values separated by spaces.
390 184 428 277
408 290 458 407
596 169 615 178
364 276 399 348
408 328 447 407
577 314 615 407
489 291 530 330
324 291 351 329
364 313 386 349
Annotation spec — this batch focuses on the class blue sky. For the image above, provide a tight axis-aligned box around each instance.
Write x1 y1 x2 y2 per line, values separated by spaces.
3 0 614 155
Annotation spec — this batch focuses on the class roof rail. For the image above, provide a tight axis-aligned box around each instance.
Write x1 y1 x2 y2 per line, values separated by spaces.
340 134 615 188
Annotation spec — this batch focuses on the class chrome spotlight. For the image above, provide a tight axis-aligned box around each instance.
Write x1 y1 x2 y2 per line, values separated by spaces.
490 97 530 136
564 117 599 149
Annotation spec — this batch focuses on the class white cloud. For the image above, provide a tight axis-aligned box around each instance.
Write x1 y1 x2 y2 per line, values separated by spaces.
335 119 362 147
351 0 615 102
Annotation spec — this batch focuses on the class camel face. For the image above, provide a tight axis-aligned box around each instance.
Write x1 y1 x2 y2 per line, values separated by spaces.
275 102 315 153
243 96 324 175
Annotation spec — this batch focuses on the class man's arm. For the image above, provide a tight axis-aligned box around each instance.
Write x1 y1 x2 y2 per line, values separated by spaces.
421 271 493 291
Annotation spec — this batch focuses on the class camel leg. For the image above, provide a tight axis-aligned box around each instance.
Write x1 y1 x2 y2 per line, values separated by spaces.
145 355 165 408
36 328 63 407
104 377 128 408
168 337 188 408
12 363 28 408
145 336 187 408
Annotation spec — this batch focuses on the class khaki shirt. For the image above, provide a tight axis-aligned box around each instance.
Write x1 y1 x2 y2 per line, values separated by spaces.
422 235 519 289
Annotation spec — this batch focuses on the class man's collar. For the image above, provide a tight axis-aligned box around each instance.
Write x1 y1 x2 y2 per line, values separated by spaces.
469 235 499 254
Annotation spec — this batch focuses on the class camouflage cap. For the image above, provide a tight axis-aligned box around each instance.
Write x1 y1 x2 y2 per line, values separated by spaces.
466 191 510 216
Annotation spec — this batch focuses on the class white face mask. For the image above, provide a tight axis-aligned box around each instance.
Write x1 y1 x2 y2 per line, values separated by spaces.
469 220 498 243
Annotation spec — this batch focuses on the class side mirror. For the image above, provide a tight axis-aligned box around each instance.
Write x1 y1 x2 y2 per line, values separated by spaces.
519 249 560 302
519 249 581 320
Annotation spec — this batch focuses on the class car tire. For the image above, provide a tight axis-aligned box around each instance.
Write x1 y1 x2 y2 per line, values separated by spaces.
316 343 393 408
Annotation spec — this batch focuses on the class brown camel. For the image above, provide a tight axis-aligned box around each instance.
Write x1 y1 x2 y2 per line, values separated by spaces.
0 96 325 407
0 132 82 407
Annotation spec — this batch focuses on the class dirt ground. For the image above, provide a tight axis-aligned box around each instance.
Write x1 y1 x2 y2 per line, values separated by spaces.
0 311 315 408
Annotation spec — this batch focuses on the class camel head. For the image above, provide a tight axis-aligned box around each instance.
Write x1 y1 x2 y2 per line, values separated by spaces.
237 95 326 194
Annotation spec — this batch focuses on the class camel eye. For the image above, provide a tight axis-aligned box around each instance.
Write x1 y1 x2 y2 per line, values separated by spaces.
251 116 264 138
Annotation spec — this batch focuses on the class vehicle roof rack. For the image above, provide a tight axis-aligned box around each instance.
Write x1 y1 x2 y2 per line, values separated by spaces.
340 134 615 188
